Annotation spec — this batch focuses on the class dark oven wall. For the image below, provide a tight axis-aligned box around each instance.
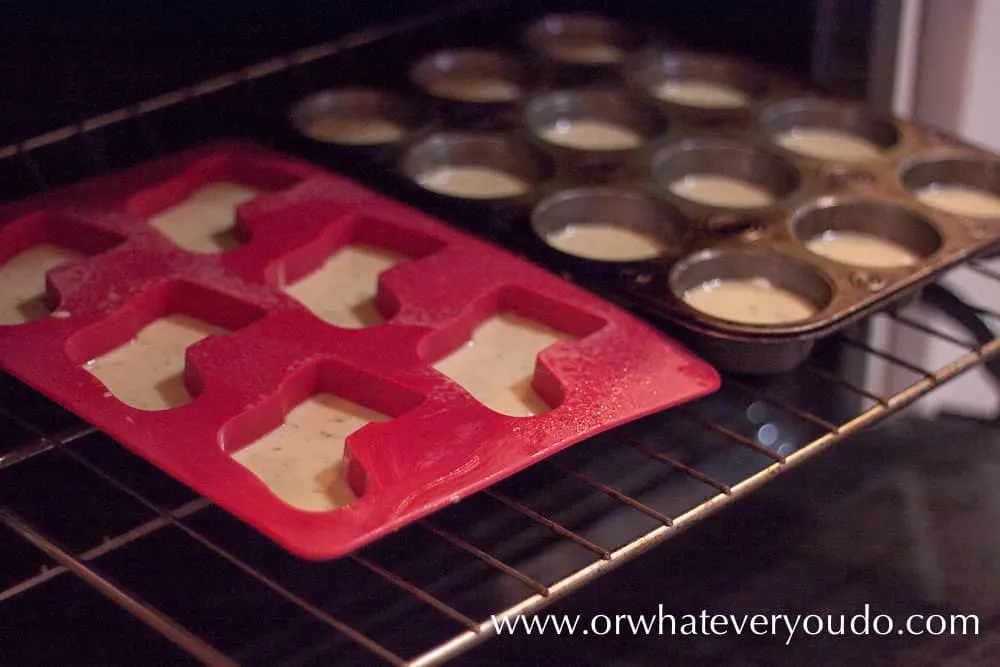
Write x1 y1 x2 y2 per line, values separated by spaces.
0 0 877 146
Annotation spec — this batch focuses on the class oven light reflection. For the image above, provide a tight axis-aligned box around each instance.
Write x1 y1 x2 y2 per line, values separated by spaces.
757 423 778 446
746 400 768 424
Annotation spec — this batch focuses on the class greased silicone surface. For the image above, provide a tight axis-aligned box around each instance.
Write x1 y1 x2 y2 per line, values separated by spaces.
0 141 719 559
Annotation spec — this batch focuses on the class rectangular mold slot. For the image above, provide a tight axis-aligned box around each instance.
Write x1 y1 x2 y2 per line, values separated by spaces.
234 394 388 511
434 313 570 417
65 280 266 411
421 287 605 417
284 245 405 328
127 154 305 255
0 212 125 325
271 213 445 329
85 316 224 411
147 182 258 254
221 360 424 512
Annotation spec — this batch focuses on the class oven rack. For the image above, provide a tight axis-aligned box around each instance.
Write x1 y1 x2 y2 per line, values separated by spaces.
2 6 1000 664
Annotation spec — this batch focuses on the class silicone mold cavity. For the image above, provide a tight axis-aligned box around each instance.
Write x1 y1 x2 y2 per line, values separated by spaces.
221 360 425 510
66 279 266 410
267 213 446 328
420 286 607 414
128 154 307 254
0 212 126 325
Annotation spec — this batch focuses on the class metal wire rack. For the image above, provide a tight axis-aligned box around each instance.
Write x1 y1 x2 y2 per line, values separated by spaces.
2 4 1000 665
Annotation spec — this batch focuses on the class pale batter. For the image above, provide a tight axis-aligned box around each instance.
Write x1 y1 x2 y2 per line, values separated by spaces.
775 127 882 162
541 119 643 151
683 278 816 325
148 181 259 254
653 80 750 109
304 116 406 145
426 78 522 103
544 223 665 261
84 314 227 410
668 174 775 208
914 183 1000 218
547 42 623 64
283 244 403 328
0 244 85 325
805 230 918 268
232 393 389 512
433 312 573 417
416 165 528 199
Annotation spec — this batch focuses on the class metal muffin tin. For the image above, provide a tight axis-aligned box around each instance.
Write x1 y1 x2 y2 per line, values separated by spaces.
285 13 1000 373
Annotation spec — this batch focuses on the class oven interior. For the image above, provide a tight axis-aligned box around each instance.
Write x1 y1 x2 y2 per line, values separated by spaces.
2 1 999 665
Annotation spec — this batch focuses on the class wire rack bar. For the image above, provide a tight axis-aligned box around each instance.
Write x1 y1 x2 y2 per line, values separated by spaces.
838 335 937 379
548 461 674 526
723 378 841 433
0 438 52 472
405 333 1000 666
484 490 611 560
675 406 786 463
0 506 238 667
968 261 1000 283
350 556 481 632
619 437 733 495
50 441 409 666
0 405 97 470
890 312 981 349
802 364 890 406
0 498 208 603
418 521 550 596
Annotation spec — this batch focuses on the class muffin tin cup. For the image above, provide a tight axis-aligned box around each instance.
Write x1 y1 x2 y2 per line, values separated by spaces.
674 327 820 376
409 49 535 127
288 88 423 165
792 198 943 267
281 14 1000 373
647 137 804 230
399 130 552 236
900 154 1000 220
522 87 666 184
523 13 645 86
760 97 904 165
529 187 686 277
627 49 771 123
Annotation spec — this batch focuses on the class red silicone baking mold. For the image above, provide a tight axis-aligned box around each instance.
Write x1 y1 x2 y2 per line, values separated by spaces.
0 141 719 559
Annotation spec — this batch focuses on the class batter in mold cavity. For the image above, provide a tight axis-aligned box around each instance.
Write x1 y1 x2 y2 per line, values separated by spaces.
432 312 575 417
0 244 85 325
232 394 389 512
282 244 405 328
148 181 259 254
83 314 227 410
